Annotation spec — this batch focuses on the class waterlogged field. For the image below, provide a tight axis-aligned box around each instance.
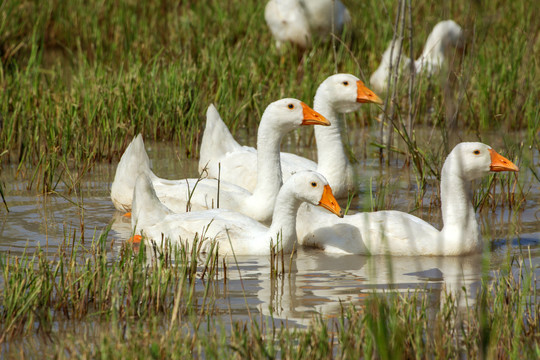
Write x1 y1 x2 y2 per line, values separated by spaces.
1 0 539 358
1 133 539 357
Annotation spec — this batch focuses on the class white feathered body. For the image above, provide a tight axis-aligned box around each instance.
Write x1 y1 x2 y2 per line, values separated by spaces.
296 204 480 256
296 143 518 256
132 171 342 256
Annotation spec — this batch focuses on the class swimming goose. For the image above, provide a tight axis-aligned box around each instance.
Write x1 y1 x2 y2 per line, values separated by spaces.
296 143 519 256
131 171 343 256
111 98 329 223
199 74 382 198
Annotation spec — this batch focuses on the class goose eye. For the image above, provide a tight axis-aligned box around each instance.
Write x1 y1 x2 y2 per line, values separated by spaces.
288 103 295 109
311 182 317 187
473 150 480 155
342 81 349 86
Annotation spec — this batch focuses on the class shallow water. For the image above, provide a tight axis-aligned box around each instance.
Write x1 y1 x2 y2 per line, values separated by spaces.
0 131 539 326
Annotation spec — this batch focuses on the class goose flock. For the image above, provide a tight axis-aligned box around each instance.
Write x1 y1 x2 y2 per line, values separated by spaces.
199 74 382 199
110 3 520 258
112 98 330 223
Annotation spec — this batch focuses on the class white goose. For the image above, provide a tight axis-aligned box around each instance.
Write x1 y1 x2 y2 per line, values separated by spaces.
198 74 382 199
296 143 519 256
111 99 329 223
369 20 463 93
264 0 350 49
264 0 311 49
131 171 343 256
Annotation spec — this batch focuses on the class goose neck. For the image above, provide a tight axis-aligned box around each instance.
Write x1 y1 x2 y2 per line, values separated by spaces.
421 37 445 63
268 185 302 253
252 120 283 198
313 93 350 173
440 159 480 250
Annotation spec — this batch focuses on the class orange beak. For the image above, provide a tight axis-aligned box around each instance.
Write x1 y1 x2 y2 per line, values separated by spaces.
488 149 519 172
301 102 331 126
357 80 383 104
128 234 142 244
318 185 344 218
123 212 132 218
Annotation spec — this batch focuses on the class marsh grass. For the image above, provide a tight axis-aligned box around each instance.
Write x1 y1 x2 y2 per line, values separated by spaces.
0 233 538 358
370 0 538 209
0 180 7 212
0 228 226 344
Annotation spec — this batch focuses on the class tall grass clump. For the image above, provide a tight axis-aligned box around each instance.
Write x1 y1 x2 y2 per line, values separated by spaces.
0 228 226 344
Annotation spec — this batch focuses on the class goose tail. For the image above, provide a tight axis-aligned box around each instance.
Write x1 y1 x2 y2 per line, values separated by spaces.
111 134 154 211
198 104 241 174
131 173 173 234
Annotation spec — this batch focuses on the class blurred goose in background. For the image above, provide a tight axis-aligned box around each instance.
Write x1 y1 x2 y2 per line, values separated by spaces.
369 20 464 93
265 0 311 49
296 142 519 256
199 74 382 199
131 171 343 256
265 0 350 49
302 0 351 36
111 99 329 223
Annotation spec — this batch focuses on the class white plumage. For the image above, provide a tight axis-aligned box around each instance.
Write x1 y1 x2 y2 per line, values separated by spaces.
264 0 311 49
415 20 464 74
264 0 351 49
296 143 519 256
302 0 351 36
131 171 343 256
198 74 382 199
370 20 464 93
369 37 412 94
111 99 329 223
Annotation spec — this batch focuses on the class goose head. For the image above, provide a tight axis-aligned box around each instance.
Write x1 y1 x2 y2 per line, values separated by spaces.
261 98 330 134
446 142 519 181
288 171 344 217
317 74 382 113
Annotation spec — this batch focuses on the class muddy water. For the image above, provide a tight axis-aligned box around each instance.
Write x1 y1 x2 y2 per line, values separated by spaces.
0 130 539 325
